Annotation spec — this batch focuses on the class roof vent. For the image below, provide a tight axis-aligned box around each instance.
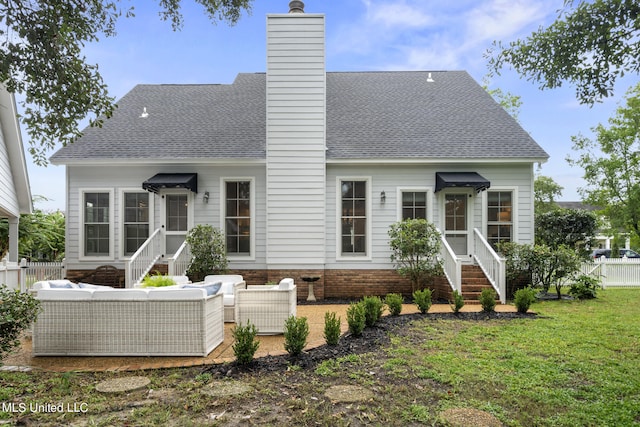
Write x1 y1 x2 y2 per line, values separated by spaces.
289 1 304 13
427 73 434 83
139 107 149 118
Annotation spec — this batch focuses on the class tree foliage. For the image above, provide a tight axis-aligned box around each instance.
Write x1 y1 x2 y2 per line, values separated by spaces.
535 208 599 255
534 175 563 215
567 82 640 241
388 219 442 292
0 204 65 261
185 224 228 282
0 0 253 165
0 285 41 363
499 242 582 298
488 0 640 105
482 77 522 120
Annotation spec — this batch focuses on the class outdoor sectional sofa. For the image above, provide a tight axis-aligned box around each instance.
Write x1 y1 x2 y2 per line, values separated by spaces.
32 281 224 356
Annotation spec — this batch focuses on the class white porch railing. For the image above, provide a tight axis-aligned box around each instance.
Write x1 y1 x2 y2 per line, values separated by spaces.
473 228 506 304
125 228 163 287
438 230 461 295
168 240 191 276
581 257 640 288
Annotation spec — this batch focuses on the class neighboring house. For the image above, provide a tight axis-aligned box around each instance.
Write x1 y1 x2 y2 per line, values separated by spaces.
50 3 549 302
0 84 32 288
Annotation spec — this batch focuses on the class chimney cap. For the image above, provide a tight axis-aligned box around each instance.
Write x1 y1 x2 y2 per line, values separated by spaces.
289 1 304 13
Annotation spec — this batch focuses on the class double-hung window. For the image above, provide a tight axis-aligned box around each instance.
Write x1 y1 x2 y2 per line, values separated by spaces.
123 192 150 256
401 191 427 220
340 180 367 255
83 191 111 257
225 180 251 256
487 190 513 248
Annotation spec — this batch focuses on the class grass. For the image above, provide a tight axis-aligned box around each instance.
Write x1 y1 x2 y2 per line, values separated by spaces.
1 289 639 426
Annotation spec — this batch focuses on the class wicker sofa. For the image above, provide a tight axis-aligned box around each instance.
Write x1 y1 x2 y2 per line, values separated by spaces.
32 283 224 356
235 278 297 334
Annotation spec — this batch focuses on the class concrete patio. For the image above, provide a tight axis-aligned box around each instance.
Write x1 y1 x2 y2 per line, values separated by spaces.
2 303 518 373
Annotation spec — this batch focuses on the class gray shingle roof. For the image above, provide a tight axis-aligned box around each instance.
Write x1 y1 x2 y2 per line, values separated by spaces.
50 71 548 163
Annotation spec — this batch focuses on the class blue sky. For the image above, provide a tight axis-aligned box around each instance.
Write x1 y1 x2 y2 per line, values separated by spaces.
25 0 638 211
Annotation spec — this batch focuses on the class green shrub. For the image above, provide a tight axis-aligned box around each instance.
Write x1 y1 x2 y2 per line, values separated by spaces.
323 311 341 346
384 293 403 316
232 320 260 365
140 274 177 288
283 316 309 356
412 288 432 314
185 224 228 282
479 288 497 312
362 296 384 327
450 290 464 314
0 285 41 363
346 301 366 337
569 275 602 300
514 286 537 313
388 219 443 291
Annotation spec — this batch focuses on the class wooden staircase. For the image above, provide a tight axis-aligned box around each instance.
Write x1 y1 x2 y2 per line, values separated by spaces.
461 265 498 304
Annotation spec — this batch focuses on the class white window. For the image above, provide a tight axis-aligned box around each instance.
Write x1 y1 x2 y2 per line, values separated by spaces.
222 178 254 259
396 187 433 222
122 191 151 256
487 190 513 248
81 190 113 259
339 179 369 256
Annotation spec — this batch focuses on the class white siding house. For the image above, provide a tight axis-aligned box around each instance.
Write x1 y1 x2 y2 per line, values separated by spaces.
50 3 548 302
0 85 32 288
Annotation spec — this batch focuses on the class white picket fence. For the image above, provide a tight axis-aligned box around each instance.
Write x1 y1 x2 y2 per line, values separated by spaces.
581 258 640 288
23 260 66 289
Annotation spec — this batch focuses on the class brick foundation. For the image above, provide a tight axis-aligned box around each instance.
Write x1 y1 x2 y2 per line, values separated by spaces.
65 267 451 301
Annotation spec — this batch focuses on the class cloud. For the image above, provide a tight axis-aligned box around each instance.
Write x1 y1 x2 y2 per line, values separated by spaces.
331 0 558 72
465 0 549 43
362 0 434 28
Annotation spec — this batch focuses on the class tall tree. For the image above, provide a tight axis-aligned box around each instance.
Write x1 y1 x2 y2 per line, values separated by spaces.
482 77 522 120
0 0 253 165
488 0 640 105
567 83 640 241
534 175 563 215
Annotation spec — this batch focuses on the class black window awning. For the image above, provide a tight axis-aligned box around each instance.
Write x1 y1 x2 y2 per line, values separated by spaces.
435 172 490 193
142 173 198 194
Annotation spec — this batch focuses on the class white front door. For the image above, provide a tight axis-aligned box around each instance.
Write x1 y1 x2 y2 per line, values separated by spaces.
444 191 473 261
162 192 191 256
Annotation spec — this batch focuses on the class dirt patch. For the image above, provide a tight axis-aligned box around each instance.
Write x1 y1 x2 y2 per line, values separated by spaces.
324 385 374 403
95 376 150 393
440 408 503 427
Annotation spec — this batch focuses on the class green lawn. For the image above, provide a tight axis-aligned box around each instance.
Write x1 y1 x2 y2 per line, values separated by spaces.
1 288 639 426
379 288 640 426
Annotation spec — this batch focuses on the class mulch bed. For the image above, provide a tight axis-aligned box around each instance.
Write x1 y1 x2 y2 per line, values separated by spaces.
203 310 536 377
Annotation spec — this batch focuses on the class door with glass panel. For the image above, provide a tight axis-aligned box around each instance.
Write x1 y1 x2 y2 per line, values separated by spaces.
163 192 189 256
444 192 471 259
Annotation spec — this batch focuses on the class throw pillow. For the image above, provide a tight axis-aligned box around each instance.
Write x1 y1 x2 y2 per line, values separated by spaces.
184 282 222 296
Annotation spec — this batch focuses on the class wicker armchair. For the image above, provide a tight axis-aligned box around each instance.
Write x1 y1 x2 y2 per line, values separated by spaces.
234 278 297 334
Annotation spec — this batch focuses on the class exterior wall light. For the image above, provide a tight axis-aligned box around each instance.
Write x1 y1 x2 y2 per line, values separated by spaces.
381 191 386 204
203 191 210 204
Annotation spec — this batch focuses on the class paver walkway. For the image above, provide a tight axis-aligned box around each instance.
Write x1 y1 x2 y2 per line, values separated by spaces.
2 303 518 373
